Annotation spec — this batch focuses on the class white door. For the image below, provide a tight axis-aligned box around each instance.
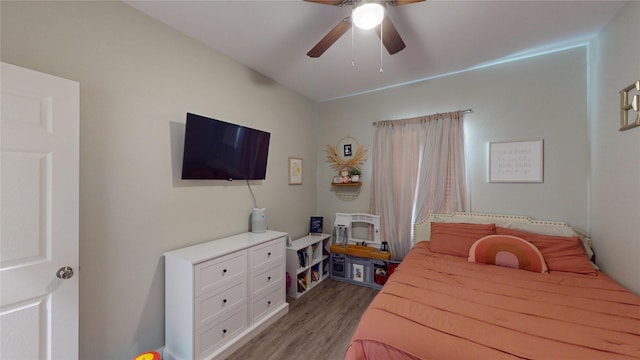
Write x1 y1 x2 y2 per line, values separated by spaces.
1 62 79 359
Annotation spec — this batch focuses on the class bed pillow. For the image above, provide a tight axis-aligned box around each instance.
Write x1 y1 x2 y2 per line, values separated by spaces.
429 222 496 257
469 235 548 273
496 227 597 275
507 222 595 261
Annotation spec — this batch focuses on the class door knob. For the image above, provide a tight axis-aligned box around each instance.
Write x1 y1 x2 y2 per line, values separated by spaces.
56 266 74 280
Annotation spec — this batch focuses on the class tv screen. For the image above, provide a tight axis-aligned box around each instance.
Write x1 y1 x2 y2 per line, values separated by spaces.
181 113 270 180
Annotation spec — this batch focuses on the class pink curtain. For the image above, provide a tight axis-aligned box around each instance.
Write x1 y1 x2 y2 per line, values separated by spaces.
369 111 467 260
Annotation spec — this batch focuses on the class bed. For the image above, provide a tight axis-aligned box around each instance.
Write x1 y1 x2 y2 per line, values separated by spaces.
344 212 640 360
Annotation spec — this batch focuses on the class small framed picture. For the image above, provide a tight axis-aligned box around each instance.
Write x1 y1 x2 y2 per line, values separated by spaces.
288 157 303 185
352 264 364 282
332 176 342 184
310 216 323 235
343 144 352 157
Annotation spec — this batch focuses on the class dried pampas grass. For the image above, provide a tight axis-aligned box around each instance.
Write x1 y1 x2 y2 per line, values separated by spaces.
326 143 368 172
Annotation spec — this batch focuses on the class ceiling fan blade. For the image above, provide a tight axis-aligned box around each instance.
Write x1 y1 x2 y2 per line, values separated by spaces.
307 17 352 58
375 16 406 55
304 0 347 6
387 0 425 5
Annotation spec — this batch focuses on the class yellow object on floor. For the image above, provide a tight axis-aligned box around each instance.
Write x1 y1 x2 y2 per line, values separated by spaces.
133 351 160 360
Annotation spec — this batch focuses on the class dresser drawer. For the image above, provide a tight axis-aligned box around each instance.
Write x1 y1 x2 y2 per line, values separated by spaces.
250 285 285 324
195 306 247 360
249 237 284 270
194 250 246 297
194 278 246 330
250 262 283 296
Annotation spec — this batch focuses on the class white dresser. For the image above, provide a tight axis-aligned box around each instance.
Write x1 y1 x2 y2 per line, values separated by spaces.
164 231 289 360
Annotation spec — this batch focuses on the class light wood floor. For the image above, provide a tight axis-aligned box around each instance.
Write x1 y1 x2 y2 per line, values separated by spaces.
226 279 379 360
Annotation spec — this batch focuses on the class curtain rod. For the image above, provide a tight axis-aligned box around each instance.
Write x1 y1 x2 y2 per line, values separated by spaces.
372 109 473 126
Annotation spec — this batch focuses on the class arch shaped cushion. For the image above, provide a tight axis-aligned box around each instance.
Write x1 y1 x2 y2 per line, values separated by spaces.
469 235 548 273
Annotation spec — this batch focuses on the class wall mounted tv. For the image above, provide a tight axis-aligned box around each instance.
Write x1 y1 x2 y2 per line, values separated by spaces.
181 113 271 180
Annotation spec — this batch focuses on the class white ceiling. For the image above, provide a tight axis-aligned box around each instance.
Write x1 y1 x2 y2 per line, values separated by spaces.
124 0 626 102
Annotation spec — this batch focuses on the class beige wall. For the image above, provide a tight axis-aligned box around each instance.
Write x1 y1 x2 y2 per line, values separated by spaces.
2 1 637 358
317 47 589 235
1 1 317 358
589 1 640 294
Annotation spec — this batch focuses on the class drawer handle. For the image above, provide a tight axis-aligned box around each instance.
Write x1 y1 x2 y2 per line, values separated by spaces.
222 329 227 335
222 269 227 274
222 298 227 304
267 300 271 305
267 276 271 281
267 252 272 257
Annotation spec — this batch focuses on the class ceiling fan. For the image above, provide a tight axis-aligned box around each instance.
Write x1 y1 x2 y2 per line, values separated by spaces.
305 0 425 58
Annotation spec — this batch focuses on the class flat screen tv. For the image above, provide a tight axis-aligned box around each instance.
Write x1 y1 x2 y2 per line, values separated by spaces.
181 113 271 180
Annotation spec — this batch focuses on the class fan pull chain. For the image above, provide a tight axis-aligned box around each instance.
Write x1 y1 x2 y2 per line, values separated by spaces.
351 22 355 67
379 19 384 73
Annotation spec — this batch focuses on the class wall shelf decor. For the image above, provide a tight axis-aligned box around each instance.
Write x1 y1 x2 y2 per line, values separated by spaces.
619 80 640 131
325 136 367 175
326 136 367 200
331 182 361 201
331 182 362 187
489 140 543 183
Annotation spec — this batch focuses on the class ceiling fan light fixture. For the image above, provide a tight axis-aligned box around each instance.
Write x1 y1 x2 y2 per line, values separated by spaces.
352 2 385 30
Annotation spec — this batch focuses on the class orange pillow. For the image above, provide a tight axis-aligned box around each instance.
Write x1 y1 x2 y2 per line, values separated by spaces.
429 222 496 257
469 235 548 273
495 227 596 275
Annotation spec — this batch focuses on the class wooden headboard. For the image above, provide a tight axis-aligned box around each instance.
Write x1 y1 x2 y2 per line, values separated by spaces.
414 212 591 248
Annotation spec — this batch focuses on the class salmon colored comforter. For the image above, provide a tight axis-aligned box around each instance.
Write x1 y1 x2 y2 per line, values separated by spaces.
345 242 640 360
